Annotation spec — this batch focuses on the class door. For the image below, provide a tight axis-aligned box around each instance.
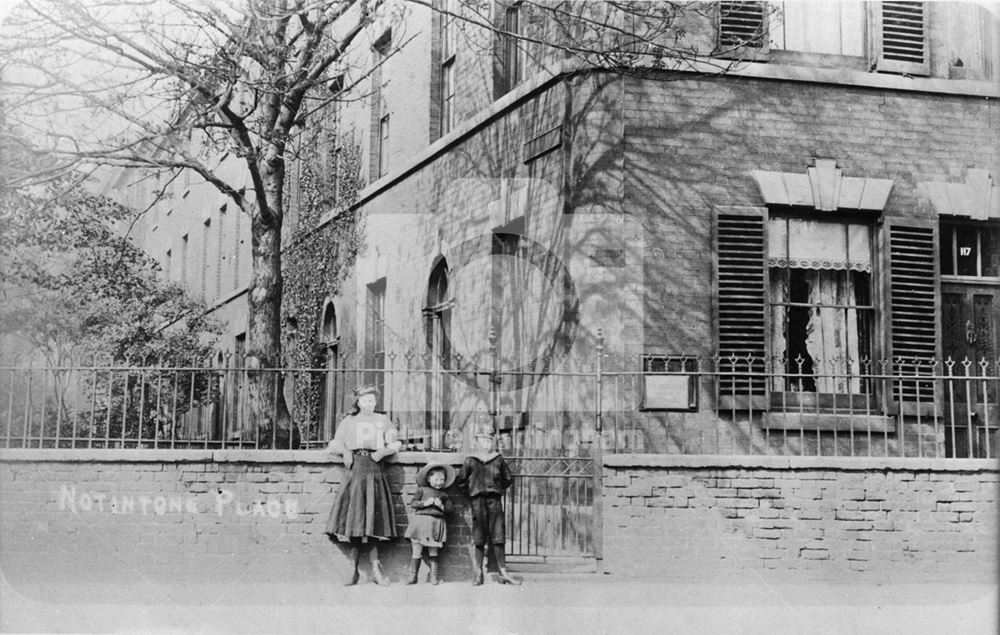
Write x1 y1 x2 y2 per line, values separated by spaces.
939 220 1000 458
941 286 999 457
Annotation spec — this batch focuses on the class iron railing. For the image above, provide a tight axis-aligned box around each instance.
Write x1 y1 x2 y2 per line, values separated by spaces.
0 349 996 459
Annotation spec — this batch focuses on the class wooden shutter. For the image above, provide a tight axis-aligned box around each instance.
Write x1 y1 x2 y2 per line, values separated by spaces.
885 220 939 414
873 1 929 76
715 208 768 409
719 2 769 52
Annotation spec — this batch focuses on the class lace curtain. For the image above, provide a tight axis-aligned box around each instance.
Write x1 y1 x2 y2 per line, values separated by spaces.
768 219 873 394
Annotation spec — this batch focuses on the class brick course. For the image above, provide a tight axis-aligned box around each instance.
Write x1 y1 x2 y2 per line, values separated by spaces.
601 456 998 582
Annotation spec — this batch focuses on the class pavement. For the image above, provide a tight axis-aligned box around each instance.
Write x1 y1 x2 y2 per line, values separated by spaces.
1 571 996 635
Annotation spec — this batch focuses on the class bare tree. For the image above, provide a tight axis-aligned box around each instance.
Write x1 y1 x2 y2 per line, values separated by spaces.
1 0 398 439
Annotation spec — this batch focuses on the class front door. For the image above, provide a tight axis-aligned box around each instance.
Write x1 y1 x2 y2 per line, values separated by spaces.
941 285 999 457
939 219 1000 458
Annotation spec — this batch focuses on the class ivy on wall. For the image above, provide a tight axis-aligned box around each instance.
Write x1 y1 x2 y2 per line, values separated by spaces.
280 118 366 437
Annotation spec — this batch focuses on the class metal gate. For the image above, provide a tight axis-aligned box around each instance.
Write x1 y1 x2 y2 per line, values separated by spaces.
503 451 602 568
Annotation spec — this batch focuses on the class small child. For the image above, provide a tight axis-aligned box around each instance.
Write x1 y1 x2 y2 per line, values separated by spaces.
460 425 521 586
404 462 456 584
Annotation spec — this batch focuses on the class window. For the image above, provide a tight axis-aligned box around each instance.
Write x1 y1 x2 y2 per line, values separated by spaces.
494 1 524 97
871 1 929 76
164 249 172 281
718 1 768 54
716 209 939 414
233 209 241 289
502 2 522 91
439 1 457 136
767 217 875 398
377 114 390 179
319 303 340 438
424 260 452 448
366 278 387 409
771 1 864 57
215 205 226 299
440 61 455 136
181 234 189 287
370 30 391 181
201 219 211 302
942 3 997 81
940 222 1000 279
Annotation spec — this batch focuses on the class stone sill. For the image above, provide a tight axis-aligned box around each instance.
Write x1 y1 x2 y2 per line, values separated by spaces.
762 412 895 433
603 454 999 473
0 449 465 466
3 449 993 473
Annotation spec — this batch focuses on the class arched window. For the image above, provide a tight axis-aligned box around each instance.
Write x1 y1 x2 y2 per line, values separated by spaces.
425 258 451 449
319 303 340 439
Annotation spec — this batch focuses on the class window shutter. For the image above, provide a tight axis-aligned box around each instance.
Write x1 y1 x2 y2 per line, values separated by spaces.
719 2 769 53
873 1 929 76
885 221 939 414
715 208 768 409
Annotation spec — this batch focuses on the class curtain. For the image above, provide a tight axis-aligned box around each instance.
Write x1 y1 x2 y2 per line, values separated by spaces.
769 219 871 394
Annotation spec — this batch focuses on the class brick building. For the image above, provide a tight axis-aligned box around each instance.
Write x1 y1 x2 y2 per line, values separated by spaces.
267 1 1000 458
10 1 993 583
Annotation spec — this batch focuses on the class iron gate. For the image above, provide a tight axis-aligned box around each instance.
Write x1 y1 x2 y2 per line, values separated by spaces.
502 451 602 566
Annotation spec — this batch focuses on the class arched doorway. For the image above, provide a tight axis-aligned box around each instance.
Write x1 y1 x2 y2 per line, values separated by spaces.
424 258 451 448
319 302 340 440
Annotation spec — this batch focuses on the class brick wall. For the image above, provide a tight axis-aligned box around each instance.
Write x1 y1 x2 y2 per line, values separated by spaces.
0 450 473 586
602 455 998 582
626 75 999 355
3 451 994 585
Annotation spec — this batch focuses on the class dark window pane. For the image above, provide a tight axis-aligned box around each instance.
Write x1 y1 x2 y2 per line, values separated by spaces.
983 227 999 277
955 225 979 275
940 226 954 275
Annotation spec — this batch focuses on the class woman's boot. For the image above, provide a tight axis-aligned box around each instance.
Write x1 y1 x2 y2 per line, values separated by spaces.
406 558 421 585
344 544 360 586
368 545 391 586
428 557 440 585
371 560 391 586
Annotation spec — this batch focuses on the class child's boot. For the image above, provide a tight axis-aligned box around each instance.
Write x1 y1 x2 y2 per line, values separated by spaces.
406 558 421 585
494 545 521 585
496 568 521 585
428 557 440 585
472 546 485 586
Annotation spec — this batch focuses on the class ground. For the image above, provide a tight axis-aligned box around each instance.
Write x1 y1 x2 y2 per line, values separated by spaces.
1 571 995 635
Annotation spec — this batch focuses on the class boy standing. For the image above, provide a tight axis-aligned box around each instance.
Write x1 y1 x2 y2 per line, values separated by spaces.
461 425 521 586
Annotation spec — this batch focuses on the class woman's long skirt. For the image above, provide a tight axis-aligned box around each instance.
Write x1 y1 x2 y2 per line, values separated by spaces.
325 453 397 541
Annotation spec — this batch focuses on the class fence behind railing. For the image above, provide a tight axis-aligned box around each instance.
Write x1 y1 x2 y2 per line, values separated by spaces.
0 352 996 459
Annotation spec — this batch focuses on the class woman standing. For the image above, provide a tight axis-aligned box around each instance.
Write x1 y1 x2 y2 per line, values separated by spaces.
325 385 401 585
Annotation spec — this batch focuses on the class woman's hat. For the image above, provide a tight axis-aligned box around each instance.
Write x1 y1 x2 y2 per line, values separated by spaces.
353 384 379 398
416 462 457 488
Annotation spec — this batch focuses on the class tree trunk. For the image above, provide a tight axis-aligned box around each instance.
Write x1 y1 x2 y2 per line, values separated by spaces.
244 205 294 447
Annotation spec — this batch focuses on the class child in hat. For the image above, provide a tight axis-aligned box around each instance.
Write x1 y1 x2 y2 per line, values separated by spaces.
325 384 401 586
460 425 521 585
404 462 456 584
